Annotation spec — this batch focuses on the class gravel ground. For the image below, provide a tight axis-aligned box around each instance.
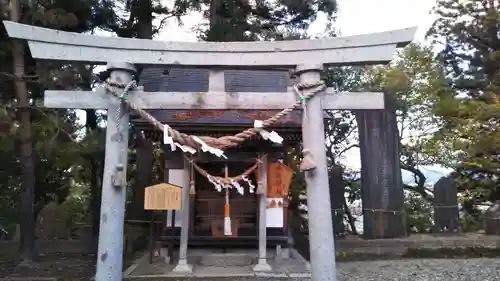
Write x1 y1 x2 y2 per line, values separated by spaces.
2 257 500 280
337 258 500 281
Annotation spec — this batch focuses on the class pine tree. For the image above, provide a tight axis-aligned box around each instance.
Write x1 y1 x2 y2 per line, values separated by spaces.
428 0 500 202
201 0 337 42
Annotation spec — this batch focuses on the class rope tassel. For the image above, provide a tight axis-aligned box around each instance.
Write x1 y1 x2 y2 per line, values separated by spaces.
224 216 232 236
224 199 232 235
299 148 316 172
223 165 232 236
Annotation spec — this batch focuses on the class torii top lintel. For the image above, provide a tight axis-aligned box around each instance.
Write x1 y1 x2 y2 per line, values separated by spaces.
3 21 416 69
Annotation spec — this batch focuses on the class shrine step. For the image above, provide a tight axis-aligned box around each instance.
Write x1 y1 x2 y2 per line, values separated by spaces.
125 277 310 281
198 252 256 267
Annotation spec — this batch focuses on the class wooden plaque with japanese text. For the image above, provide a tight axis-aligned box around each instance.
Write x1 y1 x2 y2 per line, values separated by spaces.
144 183 182 210
255 162 294 197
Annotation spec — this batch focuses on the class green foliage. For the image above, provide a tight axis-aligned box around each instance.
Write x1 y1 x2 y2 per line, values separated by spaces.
199 0 338 41
426 0 500 203
323 66 365 163
61 183 91 228
404 192 433 233
460 212 483 232
0 0 110 238
1 0 496 241
355 44 451 201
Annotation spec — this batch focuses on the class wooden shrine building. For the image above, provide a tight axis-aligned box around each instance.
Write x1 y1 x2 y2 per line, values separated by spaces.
132 68 299 248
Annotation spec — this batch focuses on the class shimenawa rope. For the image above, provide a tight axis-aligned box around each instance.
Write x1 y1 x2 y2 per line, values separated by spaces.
105 79 326 150
191 154 265 185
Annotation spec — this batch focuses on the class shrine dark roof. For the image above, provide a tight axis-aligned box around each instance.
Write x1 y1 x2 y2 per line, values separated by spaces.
139 68 291 92
131 68 303 129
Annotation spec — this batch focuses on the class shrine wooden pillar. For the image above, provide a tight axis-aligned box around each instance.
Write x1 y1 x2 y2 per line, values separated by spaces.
161 145 185 230
254 154 272 271
159 145 178 264
165 150 192 273
330 164 346 237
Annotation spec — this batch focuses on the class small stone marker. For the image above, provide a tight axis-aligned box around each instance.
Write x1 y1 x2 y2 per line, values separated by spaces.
35 201 70 240
433 177 460 233
484 200 500 235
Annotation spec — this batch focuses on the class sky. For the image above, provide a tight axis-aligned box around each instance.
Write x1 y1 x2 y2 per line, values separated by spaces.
84 0 449 179
157 0 438 42
152 0 446 178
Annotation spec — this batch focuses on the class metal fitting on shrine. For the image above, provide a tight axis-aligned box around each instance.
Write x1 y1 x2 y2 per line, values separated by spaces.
256 181 265 194
111 164 127 187
299 148 316 172
101 62 138 84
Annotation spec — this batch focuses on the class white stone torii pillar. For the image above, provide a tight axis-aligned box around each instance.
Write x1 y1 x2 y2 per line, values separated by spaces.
3 20 416 281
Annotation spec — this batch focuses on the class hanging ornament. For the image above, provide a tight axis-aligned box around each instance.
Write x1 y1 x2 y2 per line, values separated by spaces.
207 175 222 192
175 143 196 154
254 120 283 144
163 125 176 151
192 136 227 159
231 180 244 195
241 176 255 193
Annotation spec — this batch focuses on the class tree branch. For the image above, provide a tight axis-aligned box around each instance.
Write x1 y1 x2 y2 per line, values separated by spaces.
337 144 359 156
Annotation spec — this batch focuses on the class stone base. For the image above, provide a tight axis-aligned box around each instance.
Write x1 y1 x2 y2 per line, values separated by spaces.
281 248 290 259
159 248 175 264
275 245 290 260
199 253 254 266
172 259 192 273
252 259 272 272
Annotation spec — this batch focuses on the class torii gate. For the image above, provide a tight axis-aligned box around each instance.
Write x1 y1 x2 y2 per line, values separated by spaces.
3 21 416 281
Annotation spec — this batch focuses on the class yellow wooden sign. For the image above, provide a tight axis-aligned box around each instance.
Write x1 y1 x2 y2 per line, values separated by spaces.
144 183 182 210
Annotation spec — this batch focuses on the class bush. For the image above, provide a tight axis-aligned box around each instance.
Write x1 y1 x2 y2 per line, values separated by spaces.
460 212 483 232
404 192 433 233
61 193 90 229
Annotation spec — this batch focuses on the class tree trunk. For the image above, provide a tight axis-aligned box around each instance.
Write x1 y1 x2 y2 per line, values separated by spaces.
329 165 345 237
129 0 154 220
136 0 153 39
85 109 102 242
209 0 218 28
343 199 357 234
11 0 36 261
207 0 219 41
355 93 406 239
131 133 153 220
